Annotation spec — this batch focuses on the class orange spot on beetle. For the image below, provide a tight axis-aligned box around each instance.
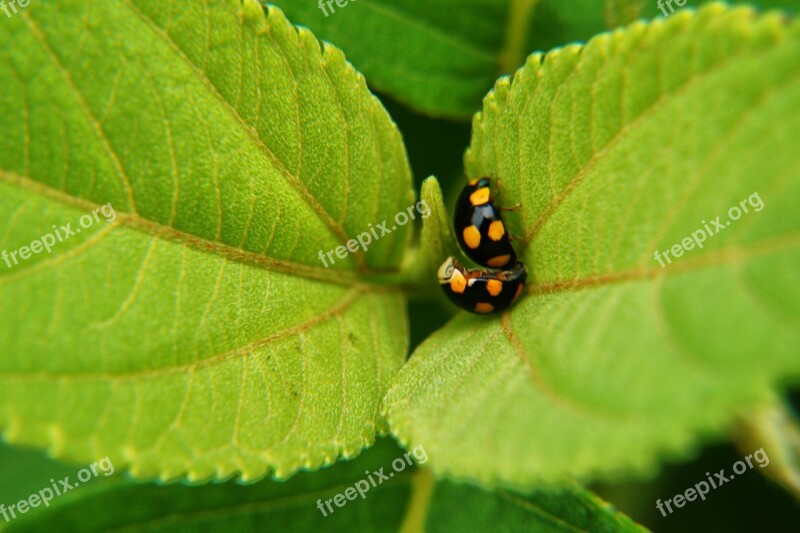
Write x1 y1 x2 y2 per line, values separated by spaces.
487 254 511 268
486 279 503 296
488 220 505 241
449 271 467 294
469 187 490 206
462 226 481 249
474 302 495 314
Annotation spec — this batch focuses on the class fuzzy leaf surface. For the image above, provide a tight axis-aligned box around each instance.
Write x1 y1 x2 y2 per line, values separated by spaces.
386 5 800 488
0 0 412 482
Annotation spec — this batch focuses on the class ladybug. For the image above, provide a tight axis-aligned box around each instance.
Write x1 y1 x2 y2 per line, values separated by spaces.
454 177 517 269
437 256 527 314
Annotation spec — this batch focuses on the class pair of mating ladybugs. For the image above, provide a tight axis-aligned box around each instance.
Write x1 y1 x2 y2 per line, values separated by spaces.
438 178 527 314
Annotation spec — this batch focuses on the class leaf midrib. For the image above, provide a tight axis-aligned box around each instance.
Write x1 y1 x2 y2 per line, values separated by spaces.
0 286 365 380
0 170 392 284
528 230 800 295
24 2 369 267
120 0 360 260
522 18 795 244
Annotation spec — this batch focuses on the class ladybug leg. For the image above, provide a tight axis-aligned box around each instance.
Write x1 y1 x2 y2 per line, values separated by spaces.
491 176 503 201
491 177 521 211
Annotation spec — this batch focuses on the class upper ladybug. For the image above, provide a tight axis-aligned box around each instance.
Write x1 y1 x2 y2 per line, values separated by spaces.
453 177 517 269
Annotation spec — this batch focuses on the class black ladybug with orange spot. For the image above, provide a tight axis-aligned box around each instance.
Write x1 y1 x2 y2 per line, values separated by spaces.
437 257 527 315
438 177 527 315
453 177 517 269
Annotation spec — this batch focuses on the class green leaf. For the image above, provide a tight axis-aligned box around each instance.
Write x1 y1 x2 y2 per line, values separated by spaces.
604 0 645 28
385 4 800 489
3 440 644 533
527 0 610 53
532 0 798 58
267 0 535 119
426 480 646 532
0 0 413 482
0 444 76 511
735 396 800 498
402 176 459 286
641 0 800 20
2 439 414 532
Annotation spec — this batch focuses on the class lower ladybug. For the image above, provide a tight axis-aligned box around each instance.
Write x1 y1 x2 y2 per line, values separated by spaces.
454 177 517 269
437 256 527 314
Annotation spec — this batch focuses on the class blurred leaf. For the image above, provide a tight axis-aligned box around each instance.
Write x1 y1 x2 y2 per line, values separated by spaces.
531 0 799 58
426 480 646 532
605 0 645 27
736 396 800 499
0 0 412 482
592 439 800 530
527 0 609 52
641 0 800 19
378 98 472 192
4 440 644 533
0 443 75 509
267 0 533 119
3 439 413 532
386 5 800 488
